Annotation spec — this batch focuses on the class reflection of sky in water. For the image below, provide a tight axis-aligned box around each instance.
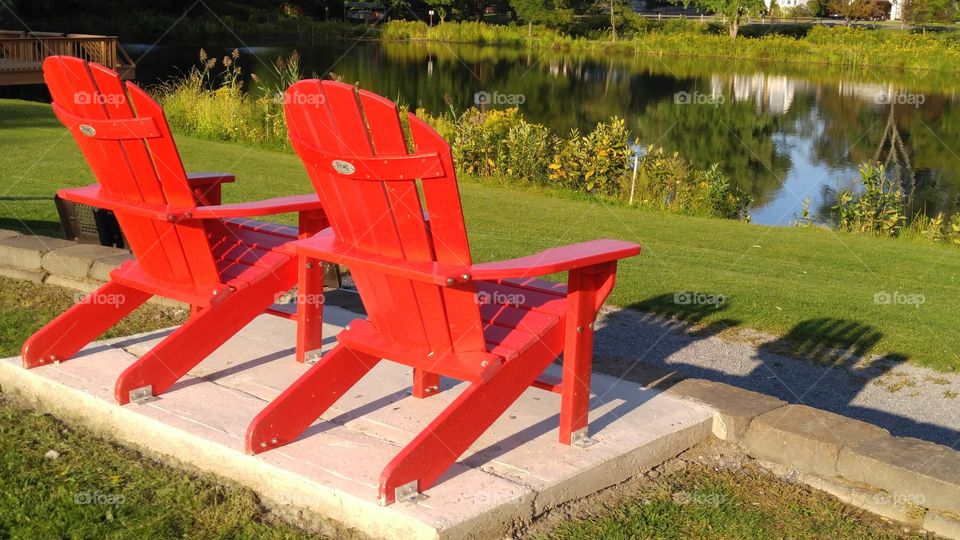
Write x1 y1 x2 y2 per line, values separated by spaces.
750 135 859 226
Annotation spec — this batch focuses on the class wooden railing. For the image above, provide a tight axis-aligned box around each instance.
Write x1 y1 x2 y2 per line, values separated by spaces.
0 31 135 84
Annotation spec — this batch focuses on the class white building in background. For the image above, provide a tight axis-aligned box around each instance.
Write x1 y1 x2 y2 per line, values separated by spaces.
761 0 805 10
889 0 904 20
710 74 801 115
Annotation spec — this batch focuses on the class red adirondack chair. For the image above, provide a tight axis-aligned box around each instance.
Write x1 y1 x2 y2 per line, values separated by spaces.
245 80 641 504
21 57 331 403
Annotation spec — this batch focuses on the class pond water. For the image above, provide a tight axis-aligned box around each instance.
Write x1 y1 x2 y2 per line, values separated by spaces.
130 40 960 226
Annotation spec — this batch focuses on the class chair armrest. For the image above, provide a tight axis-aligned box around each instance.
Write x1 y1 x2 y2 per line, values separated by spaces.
289 229 468 286
187 172 235 206
291 232 639 287
187 172 236 186
58 185 172 220
470 239 640 281
59 184 323 222
188 194 323 219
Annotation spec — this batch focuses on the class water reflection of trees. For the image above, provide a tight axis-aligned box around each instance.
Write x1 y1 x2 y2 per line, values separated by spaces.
633 98 794 205
810 87 960 219
271 41 960 219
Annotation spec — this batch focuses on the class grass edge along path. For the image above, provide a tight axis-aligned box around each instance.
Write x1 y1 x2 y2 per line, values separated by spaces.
2 98 959 371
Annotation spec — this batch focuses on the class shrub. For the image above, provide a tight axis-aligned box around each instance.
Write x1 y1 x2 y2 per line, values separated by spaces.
156 49 301 151
632 148 750 219
833 163 907 237
549 119 631 196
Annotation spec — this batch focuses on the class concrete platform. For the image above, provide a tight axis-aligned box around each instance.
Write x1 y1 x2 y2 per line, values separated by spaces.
0 306 712 539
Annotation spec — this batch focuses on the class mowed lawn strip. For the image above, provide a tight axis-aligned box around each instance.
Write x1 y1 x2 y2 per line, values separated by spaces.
2 98 958 370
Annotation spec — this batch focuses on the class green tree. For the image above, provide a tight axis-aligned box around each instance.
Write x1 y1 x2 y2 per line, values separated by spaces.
510 0 573 26
826 0 884 23
677 0 767 38
900 0 957 24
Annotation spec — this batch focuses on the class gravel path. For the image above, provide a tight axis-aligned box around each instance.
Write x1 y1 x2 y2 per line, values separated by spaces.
591 307 960 450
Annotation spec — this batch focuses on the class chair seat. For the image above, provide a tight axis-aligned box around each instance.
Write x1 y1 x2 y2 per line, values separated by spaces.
212 218 299 288
111 218 301 307
478 278 567 361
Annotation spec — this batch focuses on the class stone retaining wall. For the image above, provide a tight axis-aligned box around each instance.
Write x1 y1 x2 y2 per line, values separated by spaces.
664 379 960 538
1 230 958 538
0 230 180 307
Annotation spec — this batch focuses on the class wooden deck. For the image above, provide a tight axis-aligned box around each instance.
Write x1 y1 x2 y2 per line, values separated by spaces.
0 31 135 85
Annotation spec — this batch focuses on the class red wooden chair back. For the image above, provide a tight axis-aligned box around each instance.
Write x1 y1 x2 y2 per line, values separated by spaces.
43 56 219 286
284 80 485 355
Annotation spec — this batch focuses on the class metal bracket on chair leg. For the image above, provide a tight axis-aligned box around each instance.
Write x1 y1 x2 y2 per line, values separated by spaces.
394 480 420 503
571 428 596 448
303 349 324 365
129 385 154 404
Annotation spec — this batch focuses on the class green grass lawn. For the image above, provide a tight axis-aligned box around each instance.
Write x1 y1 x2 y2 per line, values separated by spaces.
2 98 959 371
544 461 921 540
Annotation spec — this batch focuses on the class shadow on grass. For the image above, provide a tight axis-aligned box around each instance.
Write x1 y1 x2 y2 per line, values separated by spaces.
0 217 63 238
0 98 59 129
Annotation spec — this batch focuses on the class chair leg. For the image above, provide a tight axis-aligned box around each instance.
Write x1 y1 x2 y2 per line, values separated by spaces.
559 268 601 445
246 344 380 454
296 254 324 364
378 336 560 505
21 281 151 368
114 272 290 405
412 369 441 398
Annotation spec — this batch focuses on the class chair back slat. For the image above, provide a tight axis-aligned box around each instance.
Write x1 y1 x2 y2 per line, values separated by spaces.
285 80 485 354
358 89 453 353
43 56 219 286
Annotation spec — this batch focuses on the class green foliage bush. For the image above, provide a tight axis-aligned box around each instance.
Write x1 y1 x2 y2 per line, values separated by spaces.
632 148 750 219
830 162 960 247
833 163 907 236
418 108 750 219
156 50 299 151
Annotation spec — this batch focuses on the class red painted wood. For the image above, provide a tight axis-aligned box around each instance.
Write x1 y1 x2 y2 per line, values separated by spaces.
471 239 640 280
253 81 640 504
51 104 162 139
44 57 178 280
558 268 601 445
246 345 381 454
115 266 295 404
296 254 324 363
28 57 329 405
286 138 446 181
21 281 151 368
378 319 564 504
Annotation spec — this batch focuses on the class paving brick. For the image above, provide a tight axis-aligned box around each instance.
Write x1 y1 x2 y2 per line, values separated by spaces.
0 265 47 283
924 510 960 540
743 404 889 478
44 274 102 295
89 253 133 281
664 379 786 441
839 436 960 515
0 229 20 240
41 243 128 279
802 474 926 526
0 235 73 269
